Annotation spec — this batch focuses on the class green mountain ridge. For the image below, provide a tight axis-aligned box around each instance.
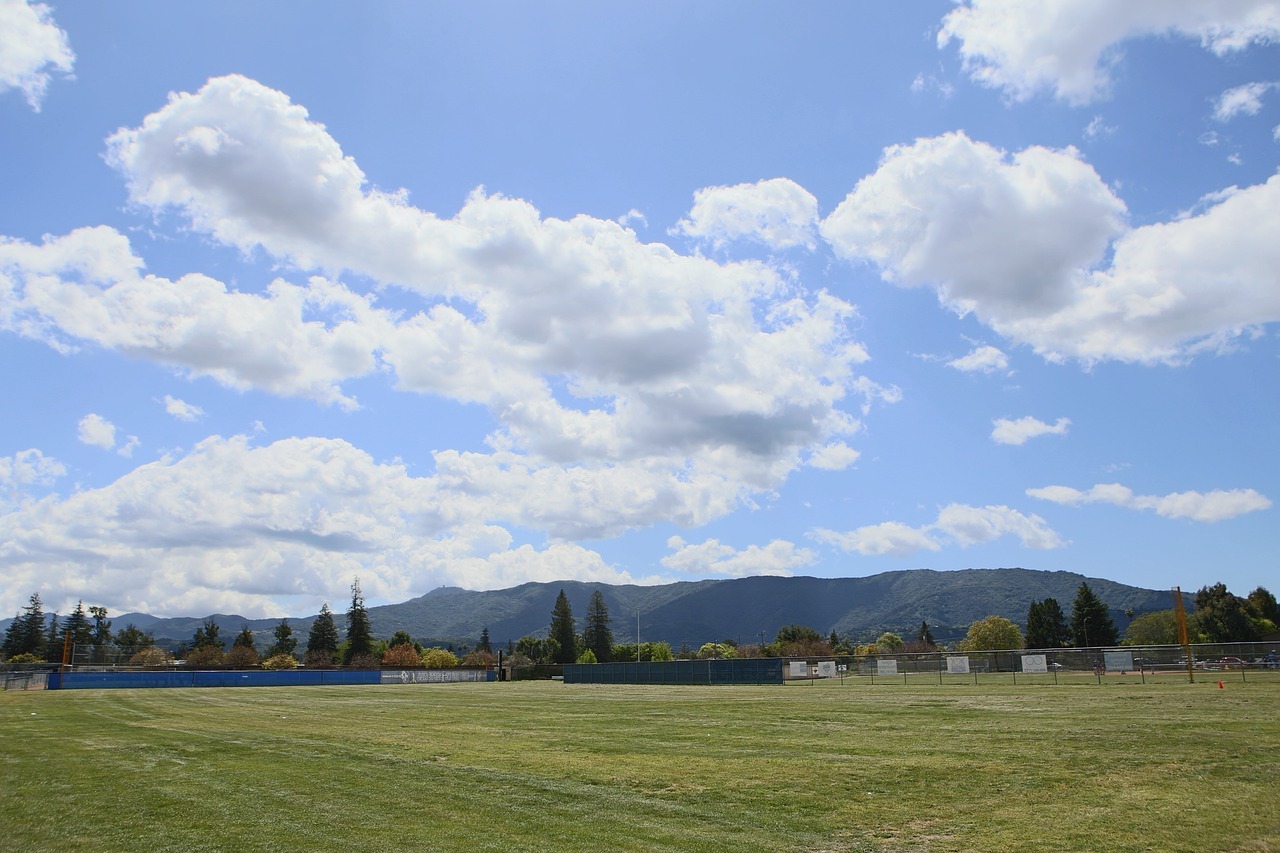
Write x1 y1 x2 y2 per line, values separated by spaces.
51 568 1184 650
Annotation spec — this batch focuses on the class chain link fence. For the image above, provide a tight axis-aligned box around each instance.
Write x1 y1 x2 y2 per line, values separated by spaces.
784 641 1280 685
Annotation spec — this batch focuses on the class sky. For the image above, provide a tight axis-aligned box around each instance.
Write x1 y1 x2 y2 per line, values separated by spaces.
1 1 1277 621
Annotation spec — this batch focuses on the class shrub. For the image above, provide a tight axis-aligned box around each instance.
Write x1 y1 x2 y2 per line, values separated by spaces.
303 649 337 668
346 652 381 669
129 646 173 666
224 645 260 668
184 645 225 667
262 653 298 670
5 652 43 664
420 647 459 668
381 644 421 667
461 649 496 667
575 648 598 664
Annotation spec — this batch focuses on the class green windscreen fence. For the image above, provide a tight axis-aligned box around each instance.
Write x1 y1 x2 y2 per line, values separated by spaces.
564 658 783 685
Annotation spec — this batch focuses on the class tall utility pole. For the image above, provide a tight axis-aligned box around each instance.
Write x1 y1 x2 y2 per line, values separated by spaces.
636 610 641 663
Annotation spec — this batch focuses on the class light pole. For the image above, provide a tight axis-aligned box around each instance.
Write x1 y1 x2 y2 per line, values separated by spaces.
637 610 641 663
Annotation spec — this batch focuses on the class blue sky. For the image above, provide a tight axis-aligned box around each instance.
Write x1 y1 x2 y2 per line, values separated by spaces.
1 1 1277 620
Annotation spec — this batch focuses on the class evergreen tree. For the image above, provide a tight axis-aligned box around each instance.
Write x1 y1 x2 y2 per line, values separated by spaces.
89 606 112 663
43 612 61 662
478 627 492 654
192 618 224 650
114 623 155 651
916 620 936 647
63 601 92 654
582 591 613 663
549 589 577 664
266 619 297 658
343 577 374 665
3 593 45 658
233 625 256 648
1025 598 1070 648
306 603 340 665
1070 583 1118 647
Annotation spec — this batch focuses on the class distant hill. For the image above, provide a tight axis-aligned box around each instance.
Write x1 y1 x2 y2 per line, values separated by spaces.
11 568 1186 650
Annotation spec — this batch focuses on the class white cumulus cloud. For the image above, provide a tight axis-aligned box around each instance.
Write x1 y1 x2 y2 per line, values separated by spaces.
0 434 670 617
1214 81 1277 121
0 447 65 510
812 503 1064 557
0 0 74 111
0 74 884 511
662 535 816 578
940 0 1280 105
991 416 1071 446
674 178 820 250
77 413 117 450
1027 482 1272 522
163 395 205 421
821 132 1280 364
947 345 1009 374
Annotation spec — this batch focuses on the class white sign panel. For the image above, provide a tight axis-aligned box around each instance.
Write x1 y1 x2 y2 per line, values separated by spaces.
789 661 810 679
946 656 970 674
817 660 837 678
1021 654 1048 674
876 659 898 676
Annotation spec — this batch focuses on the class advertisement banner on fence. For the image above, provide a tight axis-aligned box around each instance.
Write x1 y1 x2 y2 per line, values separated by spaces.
946 656 970 674
381 670 493 684
1103 651 1134 673
876 659 898 676
1021 654 1048 674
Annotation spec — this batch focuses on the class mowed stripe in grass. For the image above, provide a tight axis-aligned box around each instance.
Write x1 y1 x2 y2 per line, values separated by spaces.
2 680 1277 852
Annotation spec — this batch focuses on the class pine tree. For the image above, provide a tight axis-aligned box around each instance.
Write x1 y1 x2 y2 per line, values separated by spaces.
89 606 112 663
43 612 61 662
1026 598 1070 648
266 618 297 658
306 603 340 666
63 601 92 654
191 618 224 650
478 627 492 653
343 577 374 665
582 591 613 663
3 593 45 658
1070 583 1118 647
233 625 256 648
916 620 936 648
549 589 577 664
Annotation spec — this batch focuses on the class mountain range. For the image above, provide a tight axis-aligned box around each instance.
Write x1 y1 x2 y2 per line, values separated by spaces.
14 568 1186 650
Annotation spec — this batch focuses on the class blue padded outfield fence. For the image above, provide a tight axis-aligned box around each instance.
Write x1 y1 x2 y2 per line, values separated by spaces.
43 668 497 690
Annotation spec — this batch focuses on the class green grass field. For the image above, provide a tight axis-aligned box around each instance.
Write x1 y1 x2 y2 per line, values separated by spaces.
2 679 1277 852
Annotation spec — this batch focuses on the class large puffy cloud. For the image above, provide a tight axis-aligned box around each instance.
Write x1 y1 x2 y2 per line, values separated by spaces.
940 0 1280 105
661 535 816 578
0 227 388 410
1028 483 1272 522
812 503 1064 557
822 132 1280 364
0 435 668 617
86 75 875 484
0 0 74 111
674 178 820 251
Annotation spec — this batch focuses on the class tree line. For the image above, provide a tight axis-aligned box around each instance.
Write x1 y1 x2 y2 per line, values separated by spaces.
5 579 1274 667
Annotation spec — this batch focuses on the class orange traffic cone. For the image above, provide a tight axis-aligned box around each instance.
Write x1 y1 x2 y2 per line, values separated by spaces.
1218 680 1224 689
